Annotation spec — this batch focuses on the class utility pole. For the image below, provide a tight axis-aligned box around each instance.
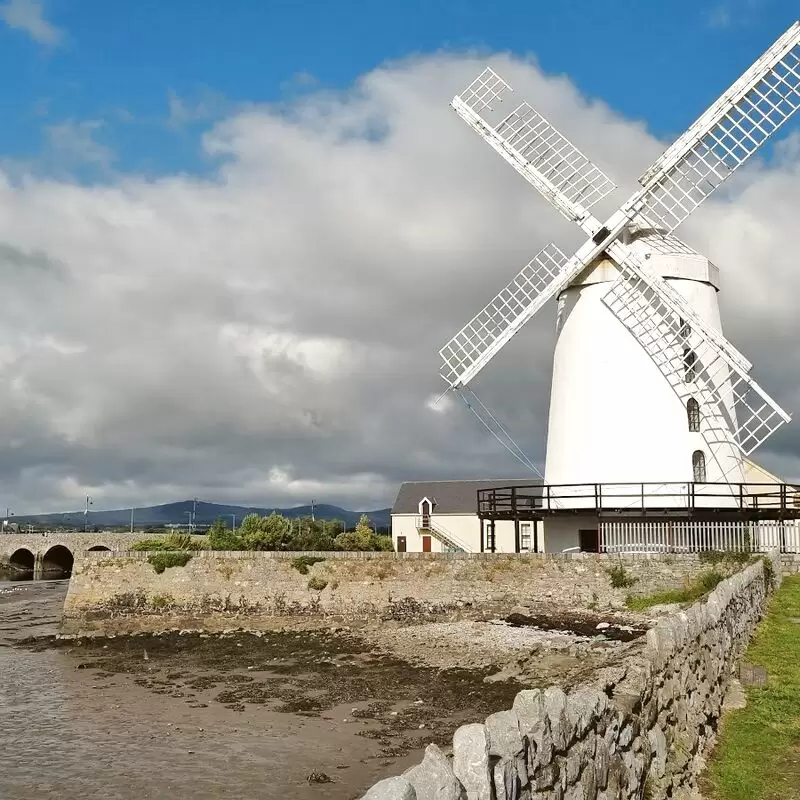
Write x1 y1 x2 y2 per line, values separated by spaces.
229 514 236 533
84 496 92 532
311 500 316 522
192 497 198 532
130 507 135 534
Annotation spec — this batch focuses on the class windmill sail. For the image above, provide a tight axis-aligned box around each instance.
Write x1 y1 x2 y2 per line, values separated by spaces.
439 243 569 387
632 21 800 232
602 244 789 454
452 68 616 224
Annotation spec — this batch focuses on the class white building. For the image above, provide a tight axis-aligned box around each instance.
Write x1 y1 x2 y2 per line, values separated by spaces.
391 460 800 554
391 479 542 554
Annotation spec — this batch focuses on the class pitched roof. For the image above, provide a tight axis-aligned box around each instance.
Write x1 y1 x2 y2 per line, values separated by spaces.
391 479 542 515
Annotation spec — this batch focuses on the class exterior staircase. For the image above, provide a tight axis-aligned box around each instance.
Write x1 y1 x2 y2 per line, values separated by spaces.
415 516 472 553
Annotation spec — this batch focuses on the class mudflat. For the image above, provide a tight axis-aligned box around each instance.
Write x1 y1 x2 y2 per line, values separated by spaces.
2 580 642 799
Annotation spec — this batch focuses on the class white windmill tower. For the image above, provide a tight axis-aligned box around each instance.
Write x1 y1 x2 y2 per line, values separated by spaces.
440 22 800 532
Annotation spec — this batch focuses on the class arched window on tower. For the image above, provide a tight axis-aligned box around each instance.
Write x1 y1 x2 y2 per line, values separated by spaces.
687 398 701 432
692 450 706 483
683 348 697 383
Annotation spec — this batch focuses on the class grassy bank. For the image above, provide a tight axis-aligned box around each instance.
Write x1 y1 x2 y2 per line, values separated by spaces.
624 568 725 611
706 575 800 800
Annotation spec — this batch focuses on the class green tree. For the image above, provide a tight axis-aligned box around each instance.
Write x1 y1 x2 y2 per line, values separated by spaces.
334 514 392 551
207 518 244 551
244 512 295 550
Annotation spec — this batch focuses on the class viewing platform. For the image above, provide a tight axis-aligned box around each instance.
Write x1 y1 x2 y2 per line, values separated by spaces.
477 482 800 521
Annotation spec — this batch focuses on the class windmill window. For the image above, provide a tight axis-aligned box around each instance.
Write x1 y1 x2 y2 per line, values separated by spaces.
679 317 691 341
687 398 701 432
683 348 697 383
692 450 707 483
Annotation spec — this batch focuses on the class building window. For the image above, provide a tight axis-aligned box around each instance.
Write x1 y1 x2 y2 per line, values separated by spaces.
683 348 697 383
687 398 700 432
692 450 706 483
520 522 532 551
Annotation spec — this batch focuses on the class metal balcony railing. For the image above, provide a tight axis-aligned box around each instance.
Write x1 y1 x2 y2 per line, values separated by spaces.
477 482 800 519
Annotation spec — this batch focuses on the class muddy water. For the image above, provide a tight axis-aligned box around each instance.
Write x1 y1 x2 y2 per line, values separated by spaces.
0 581 522 799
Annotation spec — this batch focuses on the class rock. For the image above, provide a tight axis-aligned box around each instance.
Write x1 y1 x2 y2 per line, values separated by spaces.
567 687 607 738
493 757 518 800
452 724 492 800
596 622 610 630
360 776 416 800
648 726 667 778
544 687 571 751
486 710 524 759
403 744 464 800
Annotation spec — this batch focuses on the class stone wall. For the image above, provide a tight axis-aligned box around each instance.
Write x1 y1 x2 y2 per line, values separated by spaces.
360 554 781 800
62 550 709 636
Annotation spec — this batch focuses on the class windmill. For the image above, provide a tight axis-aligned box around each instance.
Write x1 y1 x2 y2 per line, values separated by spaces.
440 21 800 515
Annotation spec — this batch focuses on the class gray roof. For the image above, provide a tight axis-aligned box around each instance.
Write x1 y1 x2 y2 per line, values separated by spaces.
391 479 543 515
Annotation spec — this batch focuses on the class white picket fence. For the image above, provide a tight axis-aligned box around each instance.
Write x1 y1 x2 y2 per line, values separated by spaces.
600 519 800 554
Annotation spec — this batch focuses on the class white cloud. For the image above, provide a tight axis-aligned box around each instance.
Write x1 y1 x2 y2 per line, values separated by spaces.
43 120 115 172
0 52 798 514
167 88 230 130
0 0 62 45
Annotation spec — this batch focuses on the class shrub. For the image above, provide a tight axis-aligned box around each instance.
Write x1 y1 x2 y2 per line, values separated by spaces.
607 564 639 589
131 533 204 552
697 569 724 593
307 575 328 591
334 515 391 551
206 519 246 551
148 551 193 574
699 549 751 566
131 538 169 552
291 555 326 575
762 556 776 589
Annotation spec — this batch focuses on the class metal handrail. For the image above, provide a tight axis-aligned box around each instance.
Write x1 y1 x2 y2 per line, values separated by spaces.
478 481 800 516
415 516 471 553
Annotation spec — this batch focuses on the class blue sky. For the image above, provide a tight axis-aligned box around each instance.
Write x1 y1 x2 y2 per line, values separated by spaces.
1 0 798 177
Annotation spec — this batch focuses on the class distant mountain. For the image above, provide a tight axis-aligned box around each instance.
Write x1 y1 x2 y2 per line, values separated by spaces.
13 500 391 530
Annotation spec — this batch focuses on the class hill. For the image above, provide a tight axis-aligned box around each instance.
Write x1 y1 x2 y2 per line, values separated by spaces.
13 500 391 530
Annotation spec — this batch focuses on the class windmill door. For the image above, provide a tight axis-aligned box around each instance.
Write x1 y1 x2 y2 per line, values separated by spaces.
422 535 432 553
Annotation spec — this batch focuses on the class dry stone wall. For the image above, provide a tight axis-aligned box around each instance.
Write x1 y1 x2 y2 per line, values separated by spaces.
62 550 709 635
360 555 781 800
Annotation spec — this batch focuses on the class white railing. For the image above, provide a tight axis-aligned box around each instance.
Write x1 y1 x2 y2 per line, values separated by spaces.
415 517 472 553
601 519 800 554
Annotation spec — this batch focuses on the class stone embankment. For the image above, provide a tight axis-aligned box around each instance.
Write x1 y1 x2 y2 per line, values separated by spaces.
62 550 709 636
360 554 781 800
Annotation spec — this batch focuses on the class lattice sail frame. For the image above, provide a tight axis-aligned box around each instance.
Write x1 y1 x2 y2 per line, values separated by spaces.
440 21 799 454
439 243 568 386
634 22 800 232
453 67 617 222
601 244 789 455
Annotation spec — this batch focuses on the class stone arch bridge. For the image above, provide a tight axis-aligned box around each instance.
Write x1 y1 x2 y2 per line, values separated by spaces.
0 532 166 579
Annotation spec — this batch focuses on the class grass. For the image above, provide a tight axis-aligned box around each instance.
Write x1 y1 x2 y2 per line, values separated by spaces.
625 569 724 611
705 575 800 800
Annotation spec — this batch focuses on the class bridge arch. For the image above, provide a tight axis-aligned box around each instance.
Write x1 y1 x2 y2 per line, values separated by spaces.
9 548 35 574
42 545 74 577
